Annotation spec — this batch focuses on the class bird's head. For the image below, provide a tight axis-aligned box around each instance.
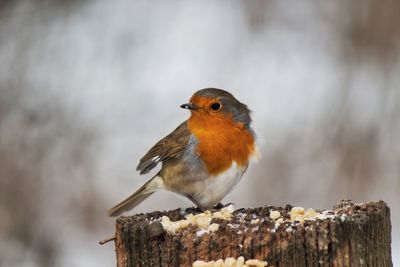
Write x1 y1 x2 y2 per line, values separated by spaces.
181 88 252 127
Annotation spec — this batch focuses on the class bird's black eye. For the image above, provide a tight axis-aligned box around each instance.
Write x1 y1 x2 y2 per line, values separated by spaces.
210 102 221 111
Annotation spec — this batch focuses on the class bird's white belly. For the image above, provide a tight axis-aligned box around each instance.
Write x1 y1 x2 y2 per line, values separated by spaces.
191 162 247 208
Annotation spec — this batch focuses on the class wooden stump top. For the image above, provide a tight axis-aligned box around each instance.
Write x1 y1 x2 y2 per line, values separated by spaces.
113 200 392 267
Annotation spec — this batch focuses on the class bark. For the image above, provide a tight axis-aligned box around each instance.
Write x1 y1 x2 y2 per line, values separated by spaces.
112 200 392 267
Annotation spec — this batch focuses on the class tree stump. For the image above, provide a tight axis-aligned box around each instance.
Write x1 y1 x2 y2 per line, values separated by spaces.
112 200 392 267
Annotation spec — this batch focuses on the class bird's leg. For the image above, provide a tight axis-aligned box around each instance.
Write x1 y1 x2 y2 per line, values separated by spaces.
186 195 207 212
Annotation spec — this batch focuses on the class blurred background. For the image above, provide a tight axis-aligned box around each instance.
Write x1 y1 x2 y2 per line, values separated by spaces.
0 0 399 266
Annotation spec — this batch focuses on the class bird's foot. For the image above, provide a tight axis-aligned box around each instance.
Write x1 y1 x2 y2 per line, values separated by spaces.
213 202 235 210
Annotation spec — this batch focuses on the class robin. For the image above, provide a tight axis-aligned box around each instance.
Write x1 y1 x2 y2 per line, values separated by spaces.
108 88 258 216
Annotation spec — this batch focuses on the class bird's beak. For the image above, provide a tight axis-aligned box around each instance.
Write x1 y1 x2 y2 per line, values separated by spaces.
180 103 198 110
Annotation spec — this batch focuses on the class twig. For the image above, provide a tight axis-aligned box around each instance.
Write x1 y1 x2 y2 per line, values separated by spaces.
99 236 116 245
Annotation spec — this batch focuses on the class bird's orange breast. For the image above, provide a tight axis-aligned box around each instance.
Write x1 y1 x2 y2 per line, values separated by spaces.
187 111 255 176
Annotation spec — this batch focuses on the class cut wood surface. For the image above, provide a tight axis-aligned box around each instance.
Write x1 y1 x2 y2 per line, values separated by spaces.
112 200 392 267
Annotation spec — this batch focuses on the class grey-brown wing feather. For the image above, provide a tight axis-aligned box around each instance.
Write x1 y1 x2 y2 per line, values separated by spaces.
136 121 191 174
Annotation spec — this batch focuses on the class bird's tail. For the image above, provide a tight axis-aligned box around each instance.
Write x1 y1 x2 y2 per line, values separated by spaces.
107 175 164 217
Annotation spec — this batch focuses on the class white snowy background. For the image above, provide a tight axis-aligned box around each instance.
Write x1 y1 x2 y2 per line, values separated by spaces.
0 1 399 266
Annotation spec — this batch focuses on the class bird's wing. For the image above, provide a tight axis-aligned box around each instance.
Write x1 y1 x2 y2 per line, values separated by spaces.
136 121 191 175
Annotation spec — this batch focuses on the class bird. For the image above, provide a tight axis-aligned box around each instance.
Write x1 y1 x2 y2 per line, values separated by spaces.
108 88 258 216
